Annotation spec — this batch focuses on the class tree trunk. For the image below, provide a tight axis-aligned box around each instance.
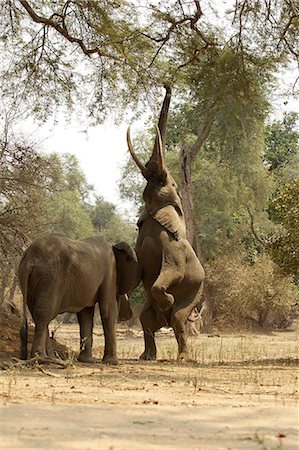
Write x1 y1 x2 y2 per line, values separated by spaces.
178 106 217 258
0 266 11 304
8 274 18 305
178 108 217 330
179 141 201 258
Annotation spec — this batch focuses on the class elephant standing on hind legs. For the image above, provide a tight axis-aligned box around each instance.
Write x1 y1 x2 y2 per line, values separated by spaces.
127 86 205 361
18 234 139 365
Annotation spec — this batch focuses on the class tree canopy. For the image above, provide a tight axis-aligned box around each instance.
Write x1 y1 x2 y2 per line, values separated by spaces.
0 0 298 326
0 1 298 122
268 179 299 277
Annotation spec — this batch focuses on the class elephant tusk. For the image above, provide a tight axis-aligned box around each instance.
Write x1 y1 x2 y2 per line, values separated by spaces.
127 126 148 176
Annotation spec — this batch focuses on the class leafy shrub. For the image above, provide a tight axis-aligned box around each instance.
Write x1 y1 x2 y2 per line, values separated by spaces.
206 251 297 329
268 178 299 277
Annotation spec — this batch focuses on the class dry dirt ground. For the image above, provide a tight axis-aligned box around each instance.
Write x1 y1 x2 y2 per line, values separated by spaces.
0 317 298 450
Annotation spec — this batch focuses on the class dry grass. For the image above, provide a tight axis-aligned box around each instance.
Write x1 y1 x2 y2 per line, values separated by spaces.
1 322 298 450
43 323 299 404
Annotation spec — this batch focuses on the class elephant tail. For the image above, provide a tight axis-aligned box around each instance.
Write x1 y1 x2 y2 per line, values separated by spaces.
20 320 28 360
19 265 30 360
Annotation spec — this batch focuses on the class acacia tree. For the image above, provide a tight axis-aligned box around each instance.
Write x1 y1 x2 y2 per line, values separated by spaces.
0 131 58 253
1 1 298 265
0 124 60 305
268 179 299 277
2 1 297 119
264 112 299 172
1 0 298 325
264 112 299 277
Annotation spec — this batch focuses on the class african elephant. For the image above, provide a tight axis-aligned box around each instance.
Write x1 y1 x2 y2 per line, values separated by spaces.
18 234 139 365
127 85 205 360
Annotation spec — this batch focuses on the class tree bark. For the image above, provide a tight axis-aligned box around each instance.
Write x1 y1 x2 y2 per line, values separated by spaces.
8 274 18 305
179 107 217 331
178 106 217 258
179 141 201 257
0 266 10 304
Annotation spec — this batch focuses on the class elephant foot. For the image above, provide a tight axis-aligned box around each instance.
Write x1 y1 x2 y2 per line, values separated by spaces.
102 355 119 365
157 293 174 312
178 351 190 362
139 351 156 361
78 354 101 363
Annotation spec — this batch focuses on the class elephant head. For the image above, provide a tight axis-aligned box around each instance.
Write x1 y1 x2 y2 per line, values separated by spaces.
112 241 139 296
117 294 133 322
127 86 186 240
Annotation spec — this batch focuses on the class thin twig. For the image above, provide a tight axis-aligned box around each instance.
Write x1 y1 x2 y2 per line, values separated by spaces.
12 356 68 367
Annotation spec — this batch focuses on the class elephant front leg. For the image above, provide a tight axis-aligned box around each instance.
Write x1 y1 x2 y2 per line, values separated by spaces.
151 266 183 313
99 299 118 365
31 323 48 358
77 306 99 363
46 327 55 358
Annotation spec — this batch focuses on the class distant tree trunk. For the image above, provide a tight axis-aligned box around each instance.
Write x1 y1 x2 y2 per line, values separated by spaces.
178 106 217 330
179 105 217 258
0 266 10 304
8 274 18 304
179 141 201 258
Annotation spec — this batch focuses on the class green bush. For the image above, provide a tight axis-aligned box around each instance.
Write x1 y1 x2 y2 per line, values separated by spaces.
207 252 297 329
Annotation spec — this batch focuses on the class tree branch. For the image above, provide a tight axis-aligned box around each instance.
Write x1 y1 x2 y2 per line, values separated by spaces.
246 205 266 247
141 1 216 54
19 0 119 60
189 105 218 160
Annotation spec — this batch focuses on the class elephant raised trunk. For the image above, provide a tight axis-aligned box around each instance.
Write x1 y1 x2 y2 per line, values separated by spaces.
153 83 172 155
127 125 165 180
127 84 171 181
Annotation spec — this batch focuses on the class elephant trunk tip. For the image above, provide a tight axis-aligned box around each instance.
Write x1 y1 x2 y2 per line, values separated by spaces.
163 83 172 95
20 320 28 360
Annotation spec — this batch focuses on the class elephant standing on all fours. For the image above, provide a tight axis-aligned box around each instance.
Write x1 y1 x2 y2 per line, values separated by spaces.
18 233 140 365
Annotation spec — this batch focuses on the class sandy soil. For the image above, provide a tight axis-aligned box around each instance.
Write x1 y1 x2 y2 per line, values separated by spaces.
0 322 298 449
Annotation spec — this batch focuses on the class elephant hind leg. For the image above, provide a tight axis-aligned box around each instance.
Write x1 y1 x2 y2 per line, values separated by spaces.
29 286 60 358
171 288 203 361
77 307 99 363
172 314 188 360
140 304 168 360
31 324 56 358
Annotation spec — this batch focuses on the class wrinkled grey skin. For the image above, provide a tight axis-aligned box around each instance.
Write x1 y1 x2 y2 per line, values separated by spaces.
127 86 205 361
18 234 139 365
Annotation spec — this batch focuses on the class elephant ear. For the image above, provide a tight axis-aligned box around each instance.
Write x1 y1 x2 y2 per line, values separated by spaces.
152 205 186 240
113 241 137 262
113 242 138 295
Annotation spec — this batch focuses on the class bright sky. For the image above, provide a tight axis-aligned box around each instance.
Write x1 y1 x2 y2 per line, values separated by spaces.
29 117 136 213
